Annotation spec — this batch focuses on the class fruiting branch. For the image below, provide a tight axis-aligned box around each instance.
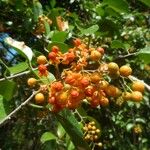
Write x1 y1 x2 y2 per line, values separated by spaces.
0 90 39 126
129 75 150 92
0 64 49 82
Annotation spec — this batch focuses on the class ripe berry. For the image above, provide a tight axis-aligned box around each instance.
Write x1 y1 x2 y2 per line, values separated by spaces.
131 91 143 102
100 97 109 106
38 65 48 76
99 80 109 90
51 81 63 92
27 78 37 87
57 91 68 105
85 86 95 97
48 96 56 104
73 38 81 47
108 62 119 73
97 47 104 55
90 72 102 83
105 85 120 97
122 92 132 100
37 55 47 65
132 81 145 93
119 65 132 77
51 45 60 53
80 77 90 87
90 50 102 61
70 89 79 98
48 52 57 60
35 93 45 104
66 52 75 62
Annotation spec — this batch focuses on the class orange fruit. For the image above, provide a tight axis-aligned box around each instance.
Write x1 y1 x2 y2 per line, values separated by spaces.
35 93 45 104
27 78 37 87
100 97 109 106
131 91 143 102
37 55 47 65
122 92 132 100
90 72 102 83
119 65 132 77
132 81 145 93
105 85 120 97
90 50 102 61
108 62 119 73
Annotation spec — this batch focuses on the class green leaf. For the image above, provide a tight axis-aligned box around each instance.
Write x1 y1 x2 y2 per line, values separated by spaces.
48 42 69 53
33 0 43 22
57 123 66 138
52 31 68 43
80 25 99 35
135 118 146 124
103 0 129 13
50 0 56 8
44 21 50 38
4 37 33 61
34 70 56 84
95 5 105 16
56 109 90 150
0 95 7 121
137 47 150 64
41 132 57 144
8 62 29 75
138 0 150 7
111 40 125 49
126 123 134 132
0 80 16 101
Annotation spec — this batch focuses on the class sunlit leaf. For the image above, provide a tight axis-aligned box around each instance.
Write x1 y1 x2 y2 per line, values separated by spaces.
137 47 150 64
8 62 29 75
56 109 90 150
40 132 57 144
0 95 7 121
4 37 33 61
103 0 129 13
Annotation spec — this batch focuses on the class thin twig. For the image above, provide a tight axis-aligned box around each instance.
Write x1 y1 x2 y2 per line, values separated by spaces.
118 52 137 59
0 90 39 126
0 64 49 82
129 75 150 91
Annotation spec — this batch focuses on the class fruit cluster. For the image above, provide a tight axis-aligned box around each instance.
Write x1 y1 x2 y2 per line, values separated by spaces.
34 15 52 34
83 121 102 147
27 38 145 112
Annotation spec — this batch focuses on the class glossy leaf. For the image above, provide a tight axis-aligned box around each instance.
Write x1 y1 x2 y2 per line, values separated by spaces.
0 95 7 121
4 37 33 61
111 40 125 49
8 62 29 75
33 0 43 22
48 42 69 53
52 31 68 43
40 132 57 144
0 80 16 101
138 0 150 7
103 0 129 13
57 123 66 139
56 109 90 150
81 25 99 35
137 47 150 64
34 70 56 84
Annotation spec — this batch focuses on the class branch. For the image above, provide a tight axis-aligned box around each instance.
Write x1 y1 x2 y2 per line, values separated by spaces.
129 75 150 91
0 64 49 82
118 52 137 59
0 90 39 126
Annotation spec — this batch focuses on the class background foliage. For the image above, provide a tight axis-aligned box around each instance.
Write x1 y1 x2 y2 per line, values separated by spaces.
0 0 150 150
